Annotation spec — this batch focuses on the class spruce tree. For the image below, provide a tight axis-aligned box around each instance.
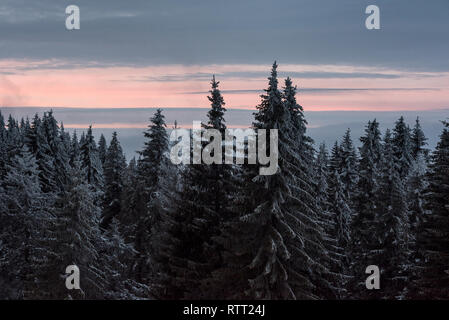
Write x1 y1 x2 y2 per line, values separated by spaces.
350 119 382 298
98 219 150 299
151 77 233 299
339 129 358 203
120 157 140 241
414 120 449 299
377 129 410 299
80 125 104 195
0 111 7 179
0 147 49 299
132 109 169 284
327 141 353 297
214 63 331 299
315 143 347 298
98 134 107 166
39 158 106 299
392 116 413 179
411 117 429 160
101 132 127 229
70 131 80 166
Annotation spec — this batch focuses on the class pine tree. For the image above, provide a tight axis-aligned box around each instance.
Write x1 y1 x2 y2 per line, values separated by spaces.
101 132 127 229
414 120 449 299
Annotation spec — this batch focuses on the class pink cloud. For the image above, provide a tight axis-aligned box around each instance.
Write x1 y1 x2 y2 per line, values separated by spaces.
0 59 448 111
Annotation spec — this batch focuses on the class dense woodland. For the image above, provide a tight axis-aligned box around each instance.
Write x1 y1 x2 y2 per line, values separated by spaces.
0 62 448 300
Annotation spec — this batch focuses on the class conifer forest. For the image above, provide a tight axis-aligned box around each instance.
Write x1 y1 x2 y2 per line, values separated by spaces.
1 63 448 300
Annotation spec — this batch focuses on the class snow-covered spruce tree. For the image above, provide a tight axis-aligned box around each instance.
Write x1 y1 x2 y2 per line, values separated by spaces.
151 76 234 299
41 111 71 193
407 152 428 236
406 119 429 292
327 141 353 298
101 132 127 229
282 75 338 299
350 119 382 299
339 129 358 203
413 120 449 299
60 122 72 153
119 157 140 241
24 113 58 194
392 116 413 180
5 115 22 163
38 158 106 299
70 131 80 167
411 117 429 161
406 151 428 299
376 129 411 299
0 146 49 299
80 125 104 194
315 143 331 216
130 109 169 284
313 143 347 298
98 134 107 166
214 63 332 299
0 111 7 180
98 218 150 299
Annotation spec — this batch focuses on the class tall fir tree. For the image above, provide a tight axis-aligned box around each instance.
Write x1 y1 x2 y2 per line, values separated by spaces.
350 119 382 298
0 111 7 179
38 158 106 299
411 117 429 160
0 146 49 299
213 63 332 299
131 109 169 284
377 129 411 299
327 141 353 297
314 143 347 298
339 129 358 203
98 134 107 166
392 116 413 179
101 132 127 229
151 77 234 299
80 126 104 194
414 120 449 299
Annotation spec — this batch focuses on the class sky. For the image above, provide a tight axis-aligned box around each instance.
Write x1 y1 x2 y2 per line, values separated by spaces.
0 0 448 125
0 3 448 279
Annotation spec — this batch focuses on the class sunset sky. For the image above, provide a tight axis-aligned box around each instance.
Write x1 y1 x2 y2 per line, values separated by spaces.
1 0 448 115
